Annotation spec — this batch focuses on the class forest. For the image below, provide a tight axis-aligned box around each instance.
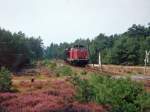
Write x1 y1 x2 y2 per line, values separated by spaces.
0 30 43 69
45 23 150 65
0 23 150 70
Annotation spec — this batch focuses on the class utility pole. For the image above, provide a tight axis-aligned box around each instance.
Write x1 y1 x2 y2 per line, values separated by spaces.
99 52 102 71
144 50 150 75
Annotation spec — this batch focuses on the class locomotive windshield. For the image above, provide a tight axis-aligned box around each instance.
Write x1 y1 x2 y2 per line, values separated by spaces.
73 45 85 48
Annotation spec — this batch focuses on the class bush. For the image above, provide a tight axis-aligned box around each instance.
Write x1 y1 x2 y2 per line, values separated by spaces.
41 60 57 69
55 65 72 76
47 62 57 70
72 74 150 112
0 67 12 92
41 60 73 77
80 70 87 75
41 59 49 66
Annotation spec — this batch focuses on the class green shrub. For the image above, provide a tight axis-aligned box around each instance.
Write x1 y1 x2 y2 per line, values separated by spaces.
41 60 73 77
72 74 150 112
41 59 50 66
135 92 150 112
75 79 94 102
80 70 87 75
0 67 12 92
55 65 72 76
47 62 57 70
41 60 57 70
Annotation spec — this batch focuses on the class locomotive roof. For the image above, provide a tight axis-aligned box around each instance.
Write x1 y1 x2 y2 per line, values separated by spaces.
73 45 84 48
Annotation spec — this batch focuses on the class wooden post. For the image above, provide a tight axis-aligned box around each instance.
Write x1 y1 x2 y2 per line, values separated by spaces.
144 58 147 75
144 50 150 75
99 52 102 71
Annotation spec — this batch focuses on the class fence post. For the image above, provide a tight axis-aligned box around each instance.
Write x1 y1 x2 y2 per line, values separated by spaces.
99 52 102 71
144 50 150 75
144 58 147 75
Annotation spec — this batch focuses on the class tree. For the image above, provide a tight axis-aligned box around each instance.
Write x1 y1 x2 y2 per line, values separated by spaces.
0 67 12 92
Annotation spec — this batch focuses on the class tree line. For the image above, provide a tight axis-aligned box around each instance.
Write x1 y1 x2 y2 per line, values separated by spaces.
0 23 150 70
0 28 43 70
45 23 150 65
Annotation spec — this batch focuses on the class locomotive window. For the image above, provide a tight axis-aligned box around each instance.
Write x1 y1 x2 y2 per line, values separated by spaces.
73 45 84 48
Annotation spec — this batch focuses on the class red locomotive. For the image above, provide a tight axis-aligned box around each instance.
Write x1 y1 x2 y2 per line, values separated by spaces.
65 45 89 66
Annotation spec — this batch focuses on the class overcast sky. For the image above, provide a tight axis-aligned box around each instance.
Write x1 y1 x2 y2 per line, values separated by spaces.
0 0 150 46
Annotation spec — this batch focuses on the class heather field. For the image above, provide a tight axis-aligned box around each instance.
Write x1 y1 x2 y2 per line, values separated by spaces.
0 78 105 112
0 60 107 112
0 60 150 112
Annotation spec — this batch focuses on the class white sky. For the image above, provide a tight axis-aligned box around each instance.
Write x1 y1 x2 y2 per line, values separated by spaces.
0 0 150 46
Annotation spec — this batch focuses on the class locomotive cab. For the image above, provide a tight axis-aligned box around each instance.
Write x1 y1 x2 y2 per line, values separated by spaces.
65 45 89 66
